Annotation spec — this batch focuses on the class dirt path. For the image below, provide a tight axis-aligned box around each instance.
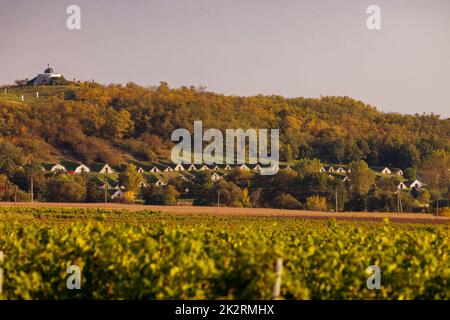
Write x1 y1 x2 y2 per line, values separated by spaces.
1 202 448 224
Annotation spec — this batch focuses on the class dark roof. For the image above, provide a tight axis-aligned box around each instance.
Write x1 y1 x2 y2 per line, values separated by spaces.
41 162 59 170
144 174 166 184
371 166 392 171
154 163 171 170
90 175 118 185
405 179 422 186
182 172 195 178
44 66 54 74
60 160 85 171
91 163 111 172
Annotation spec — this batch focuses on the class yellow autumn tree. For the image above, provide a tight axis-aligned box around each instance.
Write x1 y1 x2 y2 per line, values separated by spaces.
306 195 327 211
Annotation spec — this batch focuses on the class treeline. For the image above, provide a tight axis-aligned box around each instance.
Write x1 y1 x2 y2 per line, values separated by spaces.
173 160 439 213
0 82 449 169
1 153 449 214
0 82 449 213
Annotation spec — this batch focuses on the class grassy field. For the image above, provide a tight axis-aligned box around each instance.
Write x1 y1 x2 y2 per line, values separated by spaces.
0 84 79 103
0 206 448 300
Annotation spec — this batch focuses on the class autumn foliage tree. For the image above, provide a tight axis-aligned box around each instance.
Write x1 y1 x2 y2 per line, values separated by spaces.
420 150 450 212
120 163 143 193
1 82 449 173
348 160 376 195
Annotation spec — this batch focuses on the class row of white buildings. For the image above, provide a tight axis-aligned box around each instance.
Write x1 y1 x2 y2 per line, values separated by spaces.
41 161 424 196
42 161 293 175
42 161 112 174
319 165 404 176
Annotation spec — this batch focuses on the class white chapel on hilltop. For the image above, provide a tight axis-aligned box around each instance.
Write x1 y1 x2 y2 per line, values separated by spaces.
30 65 63 85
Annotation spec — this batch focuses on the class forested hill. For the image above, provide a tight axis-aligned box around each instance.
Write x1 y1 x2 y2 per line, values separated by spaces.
0 82 449 169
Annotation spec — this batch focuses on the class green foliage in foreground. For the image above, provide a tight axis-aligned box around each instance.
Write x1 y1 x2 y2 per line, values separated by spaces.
0 207 448 300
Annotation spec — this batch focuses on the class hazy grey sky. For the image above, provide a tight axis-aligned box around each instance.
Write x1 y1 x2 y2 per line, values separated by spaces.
1 0 449 117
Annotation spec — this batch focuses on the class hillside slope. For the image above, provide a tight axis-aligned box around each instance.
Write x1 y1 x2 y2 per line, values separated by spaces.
0 82 449 169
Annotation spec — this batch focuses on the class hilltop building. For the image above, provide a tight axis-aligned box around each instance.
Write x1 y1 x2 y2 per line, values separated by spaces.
28 65 64 85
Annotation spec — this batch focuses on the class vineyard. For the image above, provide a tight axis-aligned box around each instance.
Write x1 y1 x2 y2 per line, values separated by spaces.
0 207 448 299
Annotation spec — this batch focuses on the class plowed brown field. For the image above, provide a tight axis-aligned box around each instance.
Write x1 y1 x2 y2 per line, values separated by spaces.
1 202 448 224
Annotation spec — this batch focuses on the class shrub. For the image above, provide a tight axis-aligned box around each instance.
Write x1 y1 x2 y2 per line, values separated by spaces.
143 185 164 204
123 191 135 204
162 185 179 205
144 185 179 205
272 194 302 210
46 175 87 202
306 195 327 211
404 167 417 180
437 207 450 217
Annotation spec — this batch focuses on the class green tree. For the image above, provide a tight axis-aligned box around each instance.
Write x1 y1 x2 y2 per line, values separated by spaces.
120 163 143 193
285 144 293 162
162 185 179 205
348 160 376 195
241 187 251 207
46 176 87 202
86 178 104 202
296 158 323 175
226 168 252 189
272 194 302 210
143 185 164 204
417 190 431 212
0 174 11 200
420 150 450 200
102 109 133 139
12 162 47 200
203 180 243 207
404 167 417 180
0 139 24 177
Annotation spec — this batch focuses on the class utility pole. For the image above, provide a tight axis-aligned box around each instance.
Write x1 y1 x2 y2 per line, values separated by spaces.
104 177 108 204
0 250 3 296
217 190 220 215
399 192 403 214
30 177 34 203
396 191 403 214
335 187 339 213
396 191 399 214
272 258 283 300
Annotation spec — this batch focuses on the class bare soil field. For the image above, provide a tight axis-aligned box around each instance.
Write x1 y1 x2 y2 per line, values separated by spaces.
0 202 449 224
